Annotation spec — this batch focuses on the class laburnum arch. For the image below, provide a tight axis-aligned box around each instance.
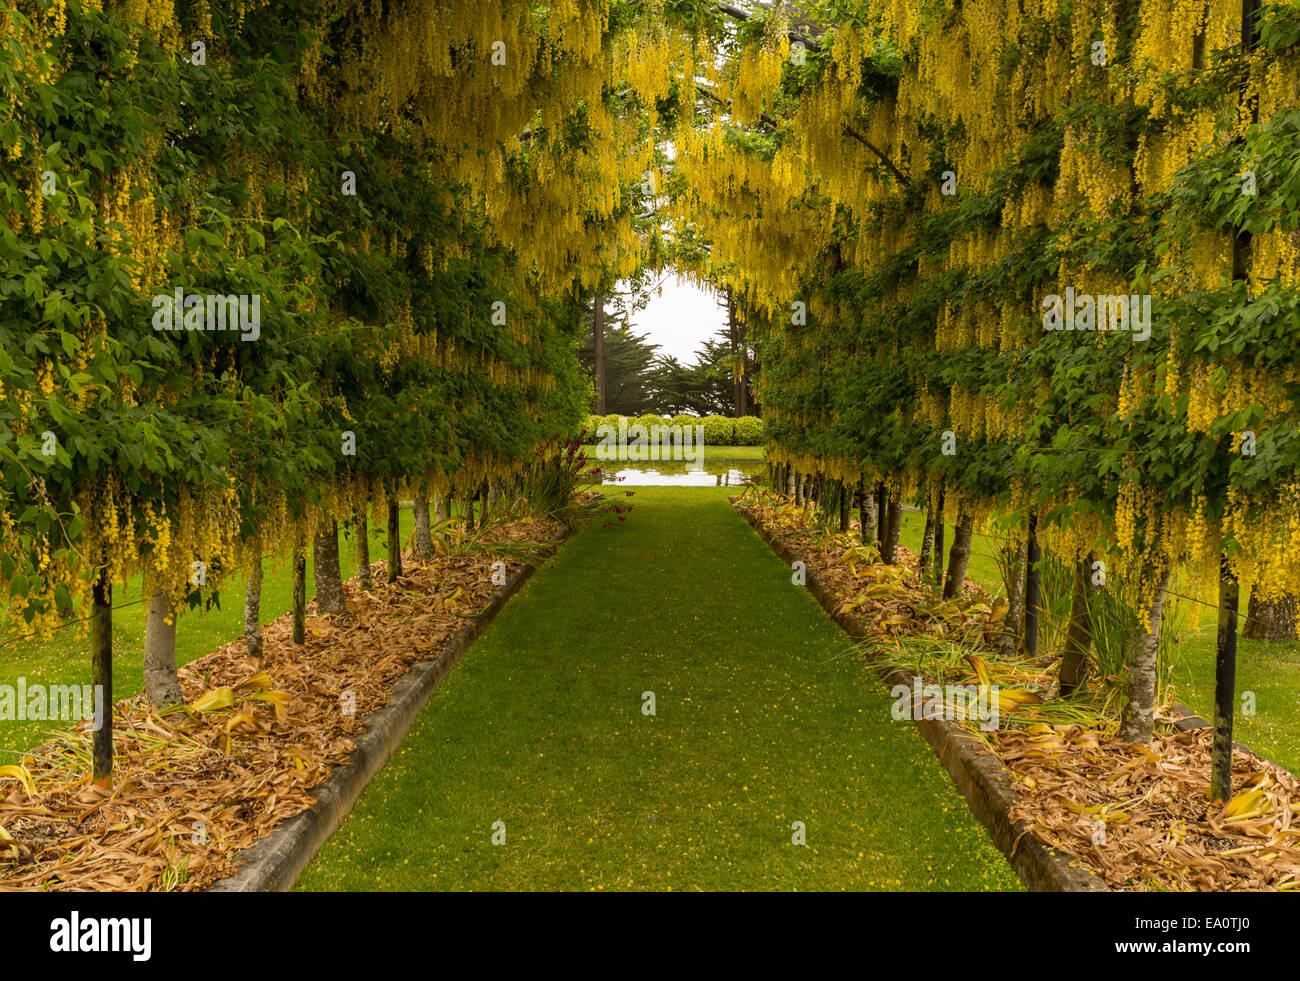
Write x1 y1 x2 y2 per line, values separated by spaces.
1 0 1298 804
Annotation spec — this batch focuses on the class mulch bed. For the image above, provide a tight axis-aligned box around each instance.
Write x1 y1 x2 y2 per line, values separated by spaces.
734 490 1300 891
0 517 563 891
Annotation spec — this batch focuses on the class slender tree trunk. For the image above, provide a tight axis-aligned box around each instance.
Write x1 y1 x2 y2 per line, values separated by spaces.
593 292 606 414
875 483 887 545
943 513 973 600
1059 551 1095 696
143 589 183 709
882 496 903 564
933 485 946 588
859 477 876 545
413 497 435 559
1024 512 1041 657
91 572 113 788
1211 555 1240 801
1241 588 1297 640
998 538 1028 658
387 498 403 581
244 552 264 661
465 489 477 531
794 470 804 507
434 495 448 523
292 542 306 645
1117 562 1173 743
838 479 850 532
919 503 936 577
355 511 373 588
313 519 346 613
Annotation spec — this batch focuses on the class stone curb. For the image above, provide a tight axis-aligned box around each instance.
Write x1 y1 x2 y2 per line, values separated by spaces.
207 537 566 892
733 503 1108 892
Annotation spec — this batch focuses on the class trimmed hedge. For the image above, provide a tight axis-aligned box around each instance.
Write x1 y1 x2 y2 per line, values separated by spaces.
577 414 765 446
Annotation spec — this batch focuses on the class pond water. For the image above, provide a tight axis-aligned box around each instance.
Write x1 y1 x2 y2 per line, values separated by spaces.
592 459 767 487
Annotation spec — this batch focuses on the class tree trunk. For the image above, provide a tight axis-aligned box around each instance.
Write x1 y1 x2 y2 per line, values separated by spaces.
244 553 264 662
1211 555 1240 801
933 485 946 588
859 477 876 545
91 572 113 788
942 513 973 600
434 495 448 523
838 479 850 532
292 543 306 645
387 498 403 582
919 503 935 577
413 497 435 559
355 511 372 588
1024 512 1041 657
875 483 887 545
794 470 804 507
593 291 606 414
998 537 1028 658
1059 551 1095 697
1117 562 1173 743
881 496 903 564
143 589 184 709
1241 588 1297 640
313 519 346 614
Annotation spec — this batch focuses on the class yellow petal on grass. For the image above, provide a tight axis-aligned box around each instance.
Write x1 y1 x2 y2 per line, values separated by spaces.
191 687 235 713
0 764 35 796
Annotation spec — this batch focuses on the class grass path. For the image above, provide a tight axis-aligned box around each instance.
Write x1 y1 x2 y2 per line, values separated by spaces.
297 488 1019 891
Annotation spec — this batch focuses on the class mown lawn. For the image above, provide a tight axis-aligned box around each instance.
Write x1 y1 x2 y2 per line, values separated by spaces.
297 487 1019 891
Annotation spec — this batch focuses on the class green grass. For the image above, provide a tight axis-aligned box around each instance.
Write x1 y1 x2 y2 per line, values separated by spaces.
581 444 766 460
297 487 1019 891
0 509 418 758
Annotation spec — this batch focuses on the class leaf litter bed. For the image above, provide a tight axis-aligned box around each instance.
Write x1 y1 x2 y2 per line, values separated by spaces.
734 488 1300 892
0 516 564 891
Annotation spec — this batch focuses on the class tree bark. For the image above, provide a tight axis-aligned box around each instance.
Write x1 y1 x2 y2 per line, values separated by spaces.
355 511 372 588
838 479 850 532
387 498 403 582
1059 551 1095 697
1024 512 1041 657
859 477 877 545
1211 555 1240 801
292 542 306 645
919 503 935 577
245 553 264 661
942 513 973 600
91 572 113 788
998 537 1028 658
1241 588 1297 640
933 485 946 588
143 589 184 709
413 497 435 559
313 519 346 614
881 495 903 564
593 291 606 414
434 495 448 523
1117 562 1173 743
875 483 887 545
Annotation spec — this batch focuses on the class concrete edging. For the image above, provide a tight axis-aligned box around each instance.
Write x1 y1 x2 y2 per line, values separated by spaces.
207 537 565 892
734 504 1108 892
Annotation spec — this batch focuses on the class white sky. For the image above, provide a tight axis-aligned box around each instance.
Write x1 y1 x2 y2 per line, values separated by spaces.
625 274 725 364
